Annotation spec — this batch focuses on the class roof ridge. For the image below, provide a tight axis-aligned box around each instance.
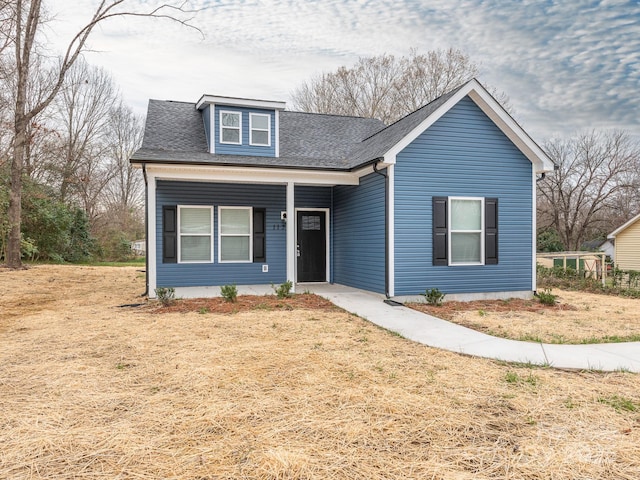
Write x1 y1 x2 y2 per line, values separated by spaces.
283 110 382 121
149 99 196 106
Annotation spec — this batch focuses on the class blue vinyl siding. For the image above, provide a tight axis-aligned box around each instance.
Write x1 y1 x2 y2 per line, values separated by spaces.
333 171 386 293
214 106 276 156
202 105 211 151
295 186 331 208
394 96 533 295
156 181 286 287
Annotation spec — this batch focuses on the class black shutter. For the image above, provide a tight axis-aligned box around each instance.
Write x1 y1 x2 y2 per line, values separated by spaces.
253 208 266 262
433 197 448 266
485 198 498 265
162 205 177 263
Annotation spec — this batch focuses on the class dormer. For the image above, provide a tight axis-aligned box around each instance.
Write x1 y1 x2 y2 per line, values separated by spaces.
196 95 286 157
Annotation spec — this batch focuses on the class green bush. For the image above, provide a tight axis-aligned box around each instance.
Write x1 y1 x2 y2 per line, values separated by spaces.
20 235 39 261
536 288 557 306
220 284 238 303
423 287 445 306
273 280 293 299
537 229 564 252
155 287 175 306
0 179 96 262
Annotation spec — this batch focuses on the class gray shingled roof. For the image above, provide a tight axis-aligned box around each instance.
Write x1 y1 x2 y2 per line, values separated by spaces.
346 84 465 167
131 82 468 170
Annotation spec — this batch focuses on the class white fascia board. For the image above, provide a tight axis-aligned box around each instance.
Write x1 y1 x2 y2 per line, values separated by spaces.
145 164 362 186
608 212 640 239
382 79 555 174
467 88 555 174
196 95 286 111
383 84 472 165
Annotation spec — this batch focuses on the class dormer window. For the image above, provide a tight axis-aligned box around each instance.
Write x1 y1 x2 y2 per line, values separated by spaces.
220 111 241 144
250 113 271 146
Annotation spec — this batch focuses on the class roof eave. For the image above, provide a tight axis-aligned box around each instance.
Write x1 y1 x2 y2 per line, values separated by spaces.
130 154 358 173
608 212 640 239
381 79 556 173
195 94 286 111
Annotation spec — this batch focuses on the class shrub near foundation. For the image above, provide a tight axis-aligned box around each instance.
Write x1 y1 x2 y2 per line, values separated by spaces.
220 284 238 303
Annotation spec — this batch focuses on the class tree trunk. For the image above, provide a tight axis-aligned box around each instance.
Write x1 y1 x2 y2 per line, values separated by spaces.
7 115 26 268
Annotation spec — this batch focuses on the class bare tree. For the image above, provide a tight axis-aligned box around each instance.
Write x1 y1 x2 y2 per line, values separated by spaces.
52 58 116 203
537 130 640 250
3 0 201 268
104 100 144 211
290 49 505 124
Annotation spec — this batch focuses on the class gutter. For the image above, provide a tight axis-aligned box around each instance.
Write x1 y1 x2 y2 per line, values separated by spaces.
372 159 390 298
142 163 149 297
130 154 382 174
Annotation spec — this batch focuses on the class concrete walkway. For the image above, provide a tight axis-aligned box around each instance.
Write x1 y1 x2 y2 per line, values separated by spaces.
306 284 640 373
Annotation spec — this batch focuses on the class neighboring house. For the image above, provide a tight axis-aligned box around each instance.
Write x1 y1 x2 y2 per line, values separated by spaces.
600 239 615 261
608 213 640 270
131 239 146 256
581 238 614 260
130 79 555 300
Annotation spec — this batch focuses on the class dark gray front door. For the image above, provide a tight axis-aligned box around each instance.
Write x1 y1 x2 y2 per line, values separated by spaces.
297 211 326 282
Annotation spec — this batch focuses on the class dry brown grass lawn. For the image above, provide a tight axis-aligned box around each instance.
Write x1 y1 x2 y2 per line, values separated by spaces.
1 265 639 479
409 290 640 344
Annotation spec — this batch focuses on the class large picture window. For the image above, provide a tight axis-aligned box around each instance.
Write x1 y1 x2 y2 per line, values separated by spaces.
249 113 270 146
449 198 483 264
178 206 213 263
219 206 252 262
220 111 241 144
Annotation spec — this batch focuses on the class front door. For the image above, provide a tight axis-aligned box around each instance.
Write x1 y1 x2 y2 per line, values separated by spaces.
297 210 326 282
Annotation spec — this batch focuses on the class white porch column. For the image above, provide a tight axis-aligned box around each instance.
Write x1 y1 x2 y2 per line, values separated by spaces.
147 171 157 297
286 181 295 292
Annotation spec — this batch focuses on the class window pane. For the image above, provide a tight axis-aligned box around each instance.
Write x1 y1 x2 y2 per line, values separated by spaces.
221 236 250 261
220 208 250 234
222 112 240 127
252 114 269 129
180 208 211 234
451 232 481 263
222 128 240 143
451 199 481 230
302 215 321 230
251 130 269 145
181 236 211 261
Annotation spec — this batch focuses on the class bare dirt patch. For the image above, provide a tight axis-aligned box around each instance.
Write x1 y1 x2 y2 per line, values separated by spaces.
1 265 639 479
408 290 640 344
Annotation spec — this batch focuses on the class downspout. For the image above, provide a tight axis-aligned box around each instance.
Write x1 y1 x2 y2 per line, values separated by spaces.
142 163 149 297
372 160 389 298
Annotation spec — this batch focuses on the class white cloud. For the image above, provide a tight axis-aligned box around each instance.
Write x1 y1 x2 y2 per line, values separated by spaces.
47 0 640 141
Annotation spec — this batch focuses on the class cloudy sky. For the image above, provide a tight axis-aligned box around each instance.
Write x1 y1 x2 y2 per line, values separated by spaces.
49 0 639 142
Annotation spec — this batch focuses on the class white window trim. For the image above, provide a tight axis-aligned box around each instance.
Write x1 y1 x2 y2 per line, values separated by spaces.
219 110 242 145
448 196 485 266
218 206 253 263
249 112 271 146
177 205 213 264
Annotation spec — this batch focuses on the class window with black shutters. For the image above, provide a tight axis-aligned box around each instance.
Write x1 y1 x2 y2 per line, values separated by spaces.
432 196 498 266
